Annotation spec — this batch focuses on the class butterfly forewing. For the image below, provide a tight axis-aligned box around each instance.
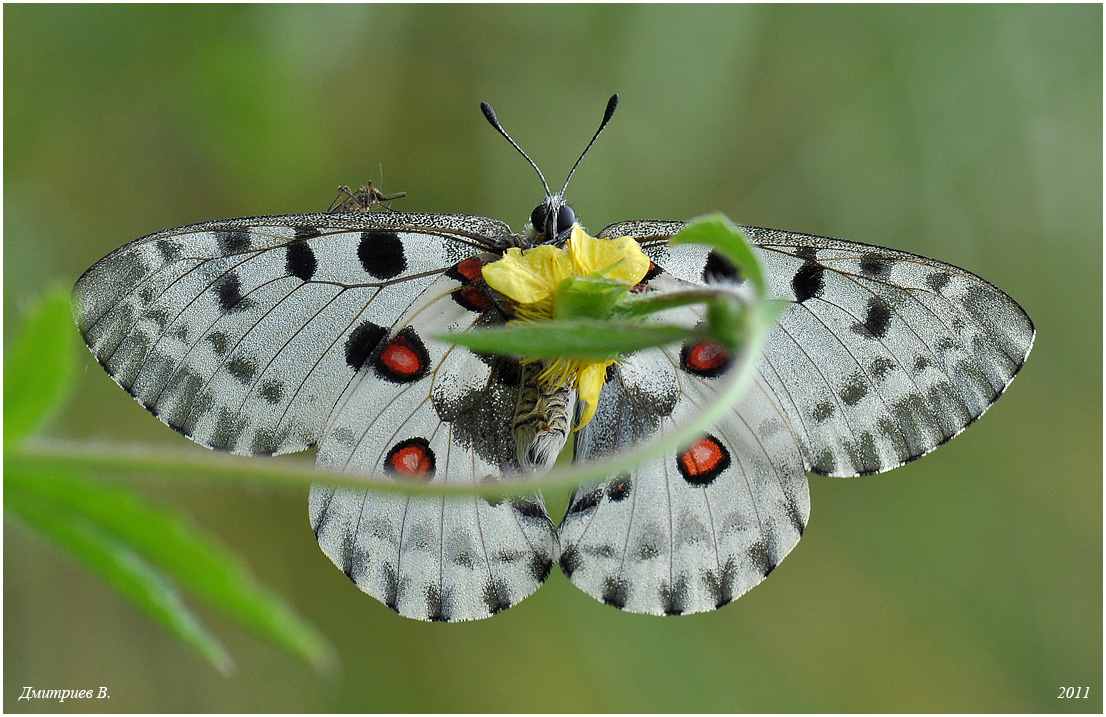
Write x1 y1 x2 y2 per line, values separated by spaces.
602 220 1035 477
73 212 511 456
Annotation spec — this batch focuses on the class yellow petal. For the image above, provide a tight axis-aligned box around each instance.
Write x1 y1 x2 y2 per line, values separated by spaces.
573 361 612 430
567 226 650 286
482 245 574 304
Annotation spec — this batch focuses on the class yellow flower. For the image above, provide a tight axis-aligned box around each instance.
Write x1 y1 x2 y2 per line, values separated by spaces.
482 225 650 429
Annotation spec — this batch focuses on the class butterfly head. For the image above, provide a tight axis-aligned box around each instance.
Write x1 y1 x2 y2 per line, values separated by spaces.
527 194 575 245
481 94 618 247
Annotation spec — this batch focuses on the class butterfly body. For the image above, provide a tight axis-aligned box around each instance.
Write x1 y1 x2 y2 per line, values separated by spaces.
512 362 576 471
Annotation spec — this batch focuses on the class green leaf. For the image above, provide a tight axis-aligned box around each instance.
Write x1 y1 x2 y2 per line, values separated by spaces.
4 288 79 445
439 319 699 361
3 469 335 674
613 286 731 319
671 214 766 296
553 275 630 320
6 479 236 675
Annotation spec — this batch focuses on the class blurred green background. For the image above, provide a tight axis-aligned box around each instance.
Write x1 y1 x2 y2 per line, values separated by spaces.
5 4 1101 712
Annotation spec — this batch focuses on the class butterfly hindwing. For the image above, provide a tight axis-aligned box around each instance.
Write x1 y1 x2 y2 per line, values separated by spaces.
602 220 1035 477
310 269 557 622
72 212 511 456
560 333 809 615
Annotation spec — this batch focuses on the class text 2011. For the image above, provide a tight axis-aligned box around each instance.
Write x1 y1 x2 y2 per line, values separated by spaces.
1057 687 1089 699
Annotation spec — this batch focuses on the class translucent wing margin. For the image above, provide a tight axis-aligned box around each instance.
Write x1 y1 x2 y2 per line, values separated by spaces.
73 211 511 456
600 220 1035 477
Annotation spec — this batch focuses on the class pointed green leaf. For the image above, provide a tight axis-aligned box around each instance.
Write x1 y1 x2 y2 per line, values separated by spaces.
4 469 335 673
6 479 236 674
4 288 79 444
440 319 699 361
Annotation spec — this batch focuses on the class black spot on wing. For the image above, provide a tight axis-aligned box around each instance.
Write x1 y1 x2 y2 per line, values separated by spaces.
213 273 249 313
926 271 951 293
812 401 834 422
813 448 836 474
566 488 601 516
859 253 891 277
285 239 317 281
529 554 553 583
207 331 230 356
345 321 387 371
226 355 258 384
703 558 738 608
559 545 580 577
840 372 868 406
606 473 632 502
381 563 399 612
660 578 690 616
426 584 446 622
156 240 182 263
208 406 246 452
250 428 284 456
602 577 629 609
358 231 406 279
259 378 284 404
511 498 546 521
748 541 773 578
216 230 250 254
856 296 892 339
482 580 511 615
870 356 897 381
702 249 741 283
294 226 321 241
792 262 824 303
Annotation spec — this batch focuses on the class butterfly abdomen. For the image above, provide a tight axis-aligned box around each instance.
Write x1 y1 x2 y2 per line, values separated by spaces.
512 362 576 472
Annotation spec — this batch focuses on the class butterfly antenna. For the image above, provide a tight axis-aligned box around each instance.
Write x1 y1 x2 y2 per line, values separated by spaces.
559 93 619 196
481 101 552 196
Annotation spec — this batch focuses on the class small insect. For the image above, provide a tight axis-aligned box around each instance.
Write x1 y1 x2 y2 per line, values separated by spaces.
328 181 406 213
73 95 1034 622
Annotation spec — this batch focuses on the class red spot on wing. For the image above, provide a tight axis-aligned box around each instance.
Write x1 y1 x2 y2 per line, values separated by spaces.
456 285 491 310
453 257 484 283
447 257 493 310
373 327 429 383
381 338 423 376
677 435 731 485
385 438 435 479
681 340 732 378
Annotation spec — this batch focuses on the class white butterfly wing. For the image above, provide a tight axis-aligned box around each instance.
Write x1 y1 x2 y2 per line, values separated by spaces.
561 220 1034 615
73 211 510 456
602 220 1035 477
560 336 809 615
76 211 556 621
309 270 557 622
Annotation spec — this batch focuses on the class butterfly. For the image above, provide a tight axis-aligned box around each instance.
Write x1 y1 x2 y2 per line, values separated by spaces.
73 94 1034 621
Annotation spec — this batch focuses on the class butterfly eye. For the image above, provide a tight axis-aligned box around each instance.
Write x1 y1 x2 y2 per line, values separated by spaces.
530 204 548 232
556 204 575 234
